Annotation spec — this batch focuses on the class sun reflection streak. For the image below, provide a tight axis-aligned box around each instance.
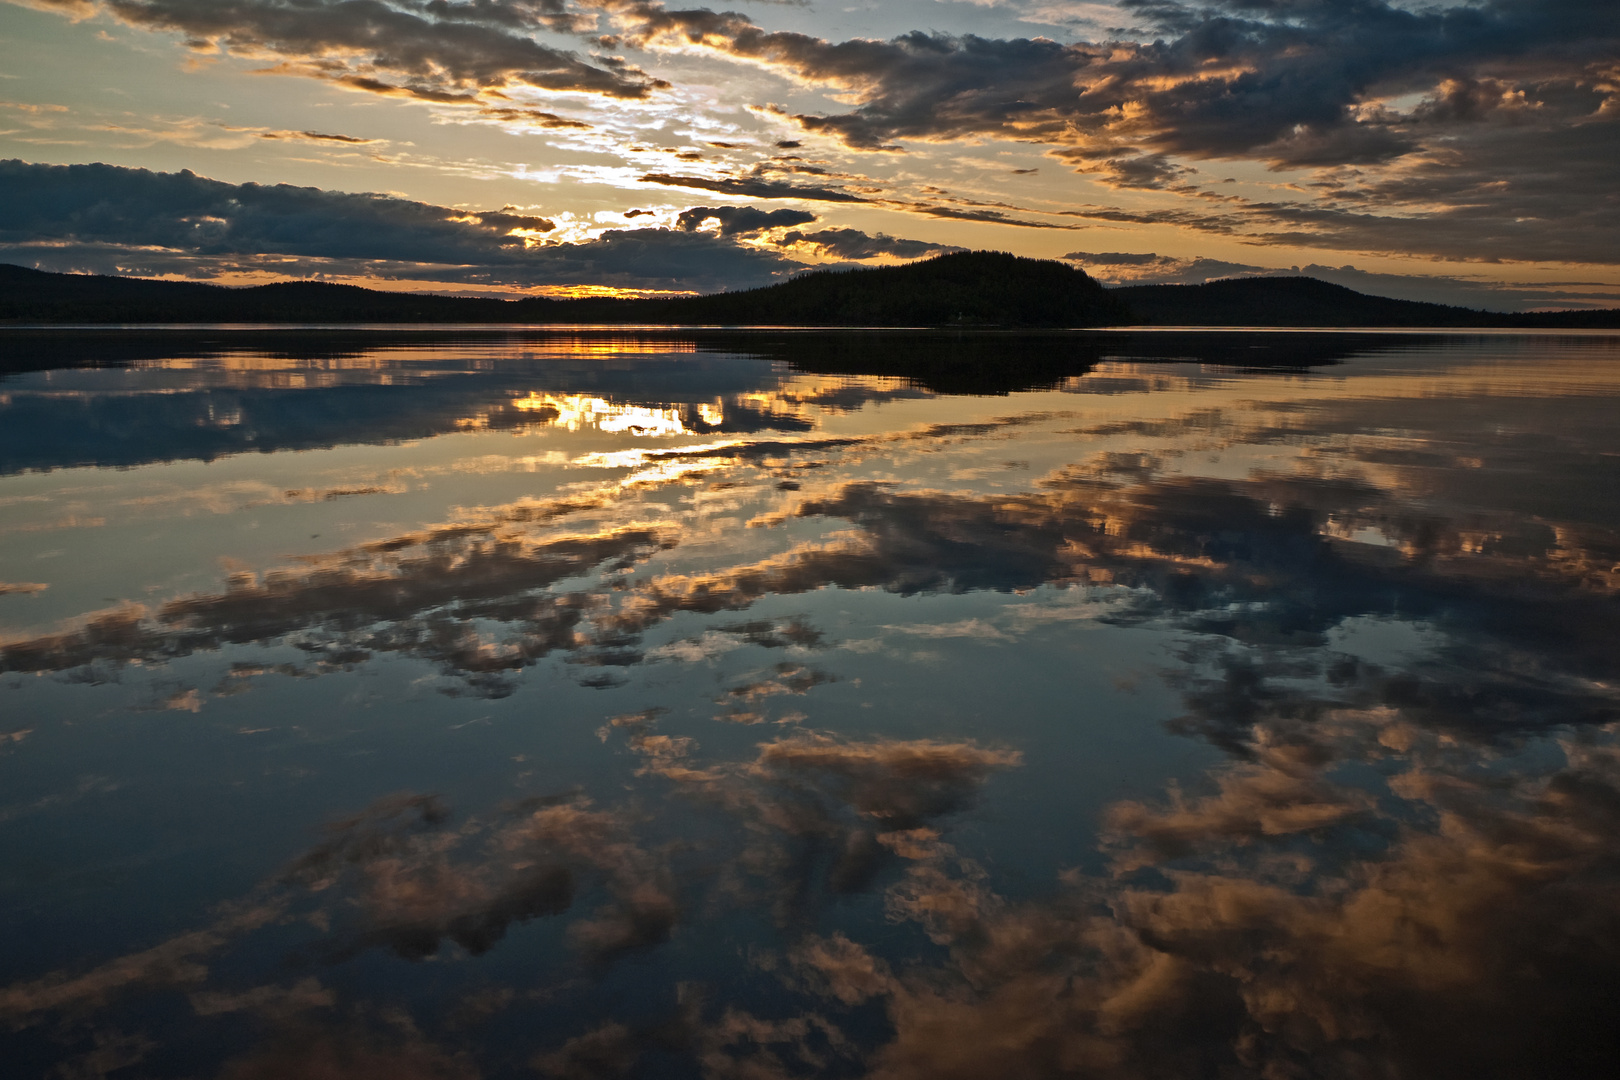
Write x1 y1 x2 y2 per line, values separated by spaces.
509 392 726 436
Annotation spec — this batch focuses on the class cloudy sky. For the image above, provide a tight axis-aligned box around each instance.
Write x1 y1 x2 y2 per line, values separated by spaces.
1 0 1616 306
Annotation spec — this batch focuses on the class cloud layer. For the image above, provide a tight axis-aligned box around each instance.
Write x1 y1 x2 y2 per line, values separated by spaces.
606 0 1620 262
11 0 1620 281
0 160 978 290
28 0 663 101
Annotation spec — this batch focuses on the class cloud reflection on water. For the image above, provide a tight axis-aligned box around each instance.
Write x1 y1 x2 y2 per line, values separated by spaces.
3 332 1620 1078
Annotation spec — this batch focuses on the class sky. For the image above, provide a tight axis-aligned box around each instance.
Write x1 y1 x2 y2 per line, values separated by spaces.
0 0 1616 308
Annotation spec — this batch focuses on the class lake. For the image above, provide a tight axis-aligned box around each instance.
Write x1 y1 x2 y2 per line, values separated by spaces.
3 328 1619 1079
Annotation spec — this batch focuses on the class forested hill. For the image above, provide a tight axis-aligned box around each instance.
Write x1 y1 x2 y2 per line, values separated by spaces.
1112 276 1620 328
2 254 1617 327
0 263 514 324
0 252 1125 327
633 251 1128 326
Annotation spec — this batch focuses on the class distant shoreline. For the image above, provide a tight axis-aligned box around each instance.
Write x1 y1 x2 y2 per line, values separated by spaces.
5 324 1619 335
5 253 1618 330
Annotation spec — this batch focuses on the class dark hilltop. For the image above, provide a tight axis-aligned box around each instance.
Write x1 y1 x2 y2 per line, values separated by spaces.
1 251 1616 328
1111 276 1620 329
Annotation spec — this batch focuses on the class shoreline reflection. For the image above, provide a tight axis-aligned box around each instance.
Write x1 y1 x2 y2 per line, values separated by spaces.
2 331 1619 1079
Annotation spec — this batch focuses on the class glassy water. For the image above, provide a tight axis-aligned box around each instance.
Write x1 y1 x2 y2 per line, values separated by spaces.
2 329 1619 1080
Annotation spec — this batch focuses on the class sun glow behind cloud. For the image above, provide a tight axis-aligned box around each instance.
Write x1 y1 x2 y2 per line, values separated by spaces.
0 0 1616 307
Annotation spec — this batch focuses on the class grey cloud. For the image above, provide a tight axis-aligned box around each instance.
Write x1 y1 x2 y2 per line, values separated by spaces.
712 616 824 650
644 162 1080 228
1066 250 1182 267
67 0 664 100
0 160 810 290
418 0 596 36
619 1 1589 158
674 203 816 236
41 1 1619 261
639 171 872 203
608 0 1620 259
886 201 1078 229
722 661 834 703
1066 250 1275 284
472 104 593 129
777 227 964 260
0 157 553 265
459 223 803 290
256 129 382 144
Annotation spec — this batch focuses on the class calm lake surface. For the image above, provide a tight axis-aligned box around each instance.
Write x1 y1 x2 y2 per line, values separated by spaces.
3 328 1619 1079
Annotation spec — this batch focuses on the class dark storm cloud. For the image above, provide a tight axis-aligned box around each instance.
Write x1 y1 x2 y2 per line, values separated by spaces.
0 159 807 290
45 0 664 101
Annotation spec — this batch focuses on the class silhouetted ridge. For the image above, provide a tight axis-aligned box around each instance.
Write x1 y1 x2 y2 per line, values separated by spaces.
1112 276 1620 328
2 259 1616 327
641 251 1128 327
0 262 513 323
0 254 1123 327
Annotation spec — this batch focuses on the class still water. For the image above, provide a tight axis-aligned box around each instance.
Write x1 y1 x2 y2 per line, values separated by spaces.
2 329 1618 1079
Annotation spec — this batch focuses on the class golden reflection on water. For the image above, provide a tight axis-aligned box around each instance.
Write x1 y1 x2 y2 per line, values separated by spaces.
2 332 1620 1079
508 392 728 436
